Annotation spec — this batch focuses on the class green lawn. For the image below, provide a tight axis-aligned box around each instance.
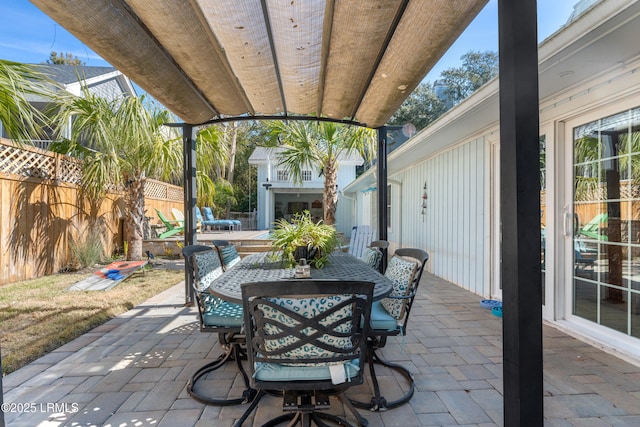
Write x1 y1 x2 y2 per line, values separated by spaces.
0 266 184 375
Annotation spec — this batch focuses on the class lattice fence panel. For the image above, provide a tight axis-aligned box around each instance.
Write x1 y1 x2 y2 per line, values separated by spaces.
144 180 168 199
58 157 83 185
1 140 183 200
167 186 183 202
0 144 56 179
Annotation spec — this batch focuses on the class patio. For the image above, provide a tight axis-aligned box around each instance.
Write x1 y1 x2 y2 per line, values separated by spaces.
3 269 640 426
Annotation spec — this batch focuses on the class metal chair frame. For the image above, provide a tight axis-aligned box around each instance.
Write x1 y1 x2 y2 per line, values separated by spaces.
349 247 429 412
182 245 257 406
235 280 375 427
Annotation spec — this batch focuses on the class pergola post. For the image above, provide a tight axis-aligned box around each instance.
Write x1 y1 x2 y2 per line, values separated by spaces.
377 127 388 270
183 124 197 306
498 0 543 425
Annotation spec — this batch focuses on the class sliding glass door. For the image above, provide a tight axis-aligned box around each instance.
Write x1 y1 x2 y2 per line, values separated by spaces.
571 107 640 338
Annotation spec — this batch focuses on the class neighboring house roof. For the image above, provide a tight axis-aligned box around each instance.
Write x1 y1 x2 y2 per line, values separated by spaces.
29 64 136 102
249 146 363 165
37 64 117 84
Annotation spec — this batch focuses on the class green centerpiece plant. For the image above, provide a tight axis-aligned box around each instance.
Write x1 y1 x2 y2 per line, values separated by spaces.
270 211 339 268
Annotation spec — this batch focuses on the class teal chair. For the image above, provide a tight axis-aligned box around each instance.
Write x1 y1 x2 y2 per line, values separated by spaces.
200 207 235 231
350 247 429 411
183 246 256 406
236 280 374 427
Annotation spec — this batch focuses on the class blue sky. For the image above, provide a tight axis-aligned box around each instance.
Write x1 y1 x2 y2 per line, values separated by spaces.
0 0 577 85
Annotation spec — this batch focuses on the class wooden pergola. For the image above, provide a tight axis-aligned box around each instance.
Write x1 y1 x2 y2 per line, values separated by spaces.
16 1 544 425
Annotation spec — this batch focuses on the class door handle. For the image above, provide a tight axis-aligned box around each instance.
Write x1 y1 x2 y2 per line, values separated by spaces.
564 211 572 237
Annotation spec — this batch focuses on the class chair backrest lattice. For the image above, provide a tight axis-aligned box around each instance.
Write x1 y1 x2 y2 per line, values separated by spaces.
190 249 224 292
182 245 242 333
242 280 374 391
214 243 241 270
182 245 213 288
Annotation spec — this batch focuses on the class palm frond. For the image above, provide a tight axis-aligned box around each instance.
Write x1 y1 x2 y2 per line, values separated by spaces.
0 60 55 142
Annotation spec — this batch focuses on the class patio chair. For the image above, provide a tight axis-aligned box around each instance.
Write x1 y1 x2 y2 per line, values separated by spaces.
213 241 241 271
202 206 237 232
349 247 429 412
155 208 184 239
343 225 376 258
579 213 608 241
365 240 389 273
172 207 201 232
204 206 242 231
370 240 389 250
183 245 257 406
361 247 383 272
235 280 375 427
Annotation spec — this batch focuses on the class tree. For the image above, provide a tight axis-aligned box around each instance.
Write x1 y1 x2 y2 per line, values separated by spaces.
266 120 376 225
388 82 446 131
387 51 497 132
439 50 498 105
0 60 52 142
51 89 224 261
46 52 85 66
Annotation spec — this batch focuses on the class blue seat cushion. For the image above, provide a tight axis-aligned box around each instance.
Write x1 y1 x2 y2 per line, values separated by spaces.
254 359 360 382
369 301 398 331
203 300 243 327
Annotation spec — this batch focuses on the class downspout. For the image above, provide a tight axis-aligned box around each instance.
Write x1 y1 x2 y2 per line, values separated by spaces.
388 179 402 249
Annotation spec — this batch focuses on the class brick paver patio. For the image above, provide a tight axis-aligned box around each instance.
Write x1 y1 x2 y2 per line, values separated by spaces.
3 269 640 426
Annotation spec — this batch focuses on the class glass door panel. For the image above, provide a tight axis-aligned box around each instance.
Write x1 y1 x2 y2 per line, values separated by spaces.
572 107 640 337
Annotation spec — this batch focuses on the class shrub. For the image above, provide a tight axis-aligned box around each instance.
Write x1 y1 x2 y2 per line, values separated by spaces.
70 231 105 269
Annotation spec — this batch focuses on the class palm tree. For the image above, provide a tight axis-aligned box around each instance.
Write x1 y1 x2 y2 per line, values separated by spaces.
50 91 176 260
0 60 52 142
267 121 376 225
51 89 230 260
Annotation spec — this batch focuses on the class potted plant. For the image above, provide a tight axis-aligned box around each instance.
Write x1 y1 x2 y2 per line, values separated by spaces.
270 211 339 268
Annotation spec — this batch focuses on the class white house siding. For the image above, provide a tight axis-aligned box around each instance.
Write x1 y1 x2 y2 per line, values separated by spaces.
87 78 127 100
341 1 640 362
390 137 487 295
335 164 357 236
255 165 268 230
250 147 362 232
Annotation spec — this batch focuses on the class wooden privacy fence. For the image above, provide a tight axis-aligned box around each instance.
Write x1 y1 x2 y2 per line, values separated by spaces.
0 139 183 286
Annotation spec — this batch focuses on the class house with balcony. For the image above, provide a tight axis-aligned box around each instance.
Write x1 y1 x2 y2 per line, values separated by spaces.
248 146 363 235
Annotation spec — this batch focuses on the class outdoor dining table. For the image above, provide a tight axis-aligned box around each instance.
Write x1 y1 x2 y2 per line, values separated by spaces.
208 251 393 303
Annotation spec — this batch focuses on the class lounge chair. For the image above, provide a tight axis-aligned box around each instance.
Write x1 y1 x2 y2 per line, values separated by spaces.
172 208 201 232
195 207 230 232
579 213 608 241
155 208 184 239
202 207 239 231
342 225 376 258
171 208 185 224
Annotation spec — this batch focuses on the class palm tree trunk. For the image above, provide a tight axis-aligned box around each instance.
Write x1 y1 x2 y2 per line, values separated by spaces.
226 122 238 218
125 172 146 260
323 159 338 225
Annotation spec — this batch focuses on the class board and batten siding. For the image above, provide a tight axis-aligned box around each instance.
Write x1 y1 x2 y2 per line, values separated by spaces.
391 136 488 295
